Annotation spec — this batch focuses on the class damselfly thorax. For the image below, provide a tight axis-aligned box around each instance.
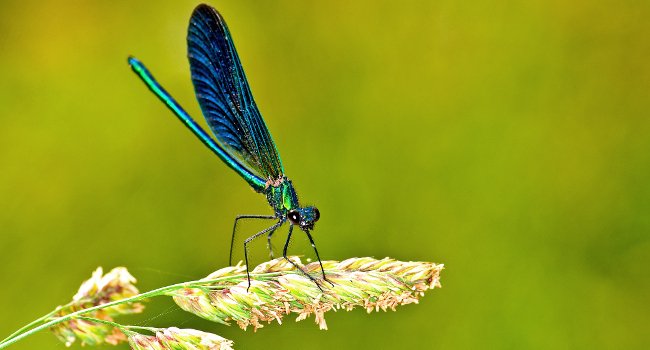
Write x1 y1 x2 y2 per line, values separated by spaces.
265 176 320 230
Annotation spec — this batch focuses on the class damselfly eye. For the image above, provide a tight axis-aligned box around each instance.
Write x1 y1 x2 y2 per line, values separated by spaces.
288 210 301 224
313 208 320 221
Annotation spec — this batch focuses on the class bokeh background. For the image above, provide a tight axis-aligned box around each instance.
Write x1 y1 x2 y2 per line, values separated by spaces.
1 0 649 349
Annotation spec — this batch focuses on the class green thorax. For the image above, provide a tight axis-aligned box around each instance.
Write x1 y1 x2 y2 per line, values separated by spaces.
265 176 299 216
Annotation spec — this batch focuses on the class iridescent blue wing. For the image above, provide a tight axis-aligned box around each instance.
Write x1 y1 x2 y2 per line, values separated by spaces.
188 4 284 181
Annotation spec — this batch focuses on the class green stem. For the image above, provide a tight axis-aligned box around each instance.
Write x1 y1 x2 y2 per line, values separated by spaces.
72 316 160 335
0 303 69 344
0 271 283 349
73 316 131 333
75 316 162 335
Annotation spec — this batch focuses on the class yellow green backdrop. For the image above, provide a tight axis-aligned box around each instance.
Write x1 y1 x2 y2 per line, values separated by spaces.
1 1 648 349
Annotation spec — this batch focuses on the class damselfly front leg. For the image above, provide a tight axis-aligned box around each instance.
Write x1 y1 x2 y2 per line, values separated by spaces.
230 214 275 265
243 219 285 290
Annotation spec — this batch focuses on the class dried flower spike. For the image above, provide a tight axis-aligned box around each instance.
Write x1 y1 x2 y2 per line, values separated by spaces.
50 267 145 347
128 327 233 350
171 257 443 331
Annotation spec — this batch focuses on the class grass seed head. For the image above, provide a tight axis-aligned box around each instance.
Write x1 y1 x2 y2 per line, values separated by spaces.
127 327 233 350
172 257 443 331
50 267 144 347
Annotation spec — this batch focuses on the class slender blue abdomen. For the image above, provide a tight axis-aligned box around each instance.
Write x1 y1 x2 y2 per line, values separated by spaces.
128 56 266 191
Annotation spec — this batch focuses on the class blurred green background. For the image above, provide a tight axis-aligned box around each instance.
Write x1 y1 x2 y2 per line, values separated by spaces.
1 0 649 349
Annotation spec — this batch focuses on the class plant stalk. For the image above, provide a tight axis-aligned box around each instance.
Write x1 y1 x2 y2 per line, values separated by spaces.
0 271 282 349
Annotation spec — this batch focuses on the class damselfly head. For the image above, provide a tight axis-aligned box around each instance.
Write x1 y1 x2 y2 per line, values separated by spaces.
288 206 320 230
